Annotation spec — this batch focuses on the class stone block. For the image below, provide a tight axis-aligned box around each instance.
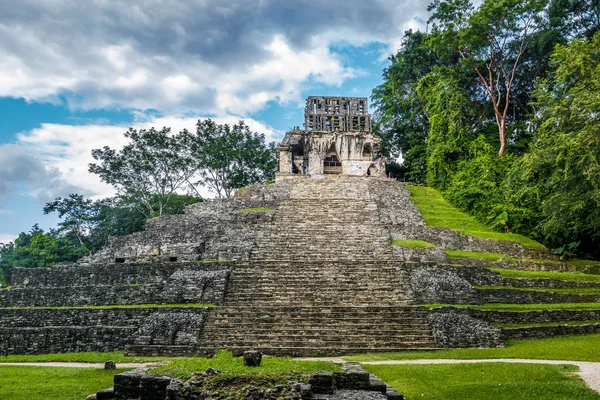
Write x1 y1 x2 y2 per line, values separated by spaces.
309 371 334 394
368 376 387 394
104 360 116 370
96 387 115 400
114 369 145 399
334 371 370 390
140 374 172 400
386 386 404 400
243 350 262 367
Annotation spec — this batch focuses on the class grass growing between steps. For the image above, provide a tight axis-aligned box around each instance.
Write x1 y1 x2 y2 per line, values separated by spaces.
474 286 600 294
497 320 600 329
0 351 166 363
407 185 545 249
390 239 436 249
491 268 600 283
151 351 340 397
345 333 600 362
446 250 516 262
424 303 600 311
364 363 598 400
240 207 275 212
1 303 216 310
0 366 128 400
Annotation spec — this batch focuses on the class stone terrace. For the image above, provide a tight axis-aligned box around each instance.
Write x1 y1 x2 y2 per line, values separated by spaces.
201 177 435 356
2 175 581 357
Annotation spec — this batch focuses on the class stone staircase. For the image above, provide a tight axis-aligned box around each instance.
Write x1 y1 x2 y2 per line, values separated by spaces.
202 177 436 355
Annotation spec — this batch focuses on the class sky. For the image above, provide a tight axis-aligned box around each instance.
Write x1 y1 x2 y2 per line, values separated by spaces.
0 0 430 244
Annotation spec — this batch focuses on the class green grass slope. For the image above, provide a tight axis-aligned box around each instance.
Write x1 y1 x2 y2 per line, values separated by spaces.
407 185 545 249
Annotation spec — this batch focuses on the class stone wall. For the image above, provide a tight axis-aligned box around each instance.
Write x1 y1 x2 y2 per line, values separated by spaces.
11 261 233 288
447 307 600 324
428 312 503 348
502 323 600 340
86 197 278 264
478 288 600 304
0 307 209 355
2 264 230 307
409 264 482 304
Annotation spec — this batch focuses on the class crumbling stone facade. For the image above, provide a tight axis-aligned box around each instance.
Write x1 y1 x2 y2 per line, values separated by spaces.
276 97 385 180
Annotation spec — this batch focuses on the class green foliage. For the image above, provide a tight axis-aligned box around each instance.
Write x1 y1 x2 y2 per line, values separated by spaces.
185 120 278 198
346 333 600 362
371 30 442 183
505 33 600 256
89 127 198 217
0 366 126 400
364 363 598 400
417 67 475 189
0 225 87 285
554 241 581 260
373 0 600 259
407 185 545 248
390 239 436 249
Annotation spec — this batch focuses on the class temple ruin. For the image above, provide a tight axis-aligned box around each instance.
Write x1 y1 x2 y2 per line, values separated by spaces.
276 96 385 180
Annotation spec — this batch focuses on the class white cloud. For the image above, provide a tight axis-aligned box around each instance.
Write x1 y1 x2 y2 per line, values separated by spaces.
0 0 430 115
0 234 17 244
13 116 283 200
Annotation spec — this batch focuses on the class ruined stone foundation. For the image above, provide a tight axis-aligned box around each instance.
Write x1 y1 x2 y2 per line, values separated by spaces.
1 176 546 356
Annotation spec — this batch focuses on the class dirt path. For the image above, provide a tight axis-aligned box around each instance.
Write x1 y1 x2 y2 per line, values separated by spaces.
298 357 600 393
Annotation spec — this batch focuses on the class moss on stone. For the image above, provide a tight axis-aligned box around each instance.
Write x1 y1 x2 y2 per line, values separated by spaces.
391 239 436 249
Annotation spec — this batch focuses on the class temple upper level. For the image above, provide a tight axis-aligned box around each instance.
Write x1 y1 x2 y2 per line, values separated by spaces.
304 96 371 132
275 96 384 181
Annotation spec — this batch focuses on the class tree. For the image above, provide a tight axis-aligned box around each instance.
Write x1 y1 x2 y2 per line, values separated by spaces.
429 0 546 157
185 120 277 198
89 127 199 217
507 32 600 255
0 225 87 285
43 194 96 255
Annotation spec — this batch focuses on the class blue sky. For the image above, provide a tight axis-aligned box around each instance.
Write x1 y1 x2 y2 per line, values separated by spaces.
0 1 429 243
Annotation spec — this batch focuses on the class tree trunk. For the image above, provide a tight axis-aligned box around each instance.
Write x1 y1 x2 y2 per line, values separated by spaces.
498 118 507 158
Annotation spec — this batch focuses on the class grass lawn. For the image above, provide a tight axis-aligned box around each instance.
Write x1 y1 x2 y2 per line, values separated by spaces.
424 303 600 311
151 351 340 397
390 239 436 249
0 366 127 400
0 351 165 364
345 334 600 362
407 185 545 249
474 286 600 294
364 363 599 400
151 350 340 380
491 268 600 283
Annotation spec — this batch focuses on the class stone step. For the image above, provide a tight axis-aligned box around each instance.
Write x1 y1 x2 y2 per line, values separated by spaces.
200 345 436 357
